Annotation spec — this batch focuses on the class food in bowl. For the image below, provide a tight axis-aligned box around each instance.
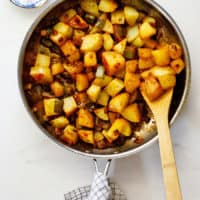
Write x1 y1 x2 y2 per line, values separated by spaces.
22 0 185 149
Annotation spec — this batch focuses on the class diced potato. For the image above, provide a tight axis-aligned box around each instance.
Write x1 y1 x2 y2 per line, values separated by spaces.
50 31 66 46
113 25 126 41
126 60 138 73
105 78 124 96
77 108 94 128
132 36 144 47
111 10 125 24
93 75 112 87
99 0 118 13
81 33 103 52
124 72 140 93
63 96 78 116
84 51 97 67
51 116 69 128
59 9 77 23
94 107 109 121
35 53 51 68
115 69 125 79
127 25 139 43
144 39 158 49
61 41 80 63
168 43 183 59
78 129 94 144
51 81 64 97
30 65 53 84
122 104 141 122
109 93 129 113
144 17 156 26
124 46 136 59
72 30 85 46
51 62 64 75
152 46 170 66
61 125 78 145
138 48 152 59
103 33 114 51
113 39 127 54
64 61 84 75
102 51 125 76
103 19 114 33
124 6 139 26
97 90 110 106
158 75 176 90
68 15 88 29
74 92 88 105
144 76 163 101
80 0 99 17
53 22 73 39
76 74 89 92
87 84 101 102
170 58 185 74
138 58 155 70
139 22 156 39
94 132 104 142
44 98 63 117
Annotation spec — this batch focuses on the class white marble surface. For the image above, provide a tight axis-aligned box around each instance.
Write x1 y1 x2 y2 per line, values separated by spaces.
0 0 200 199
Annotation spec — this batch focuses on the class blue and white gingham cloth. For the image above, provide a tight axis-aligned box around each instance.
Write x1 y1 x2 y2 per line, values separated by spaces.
64 172 126 200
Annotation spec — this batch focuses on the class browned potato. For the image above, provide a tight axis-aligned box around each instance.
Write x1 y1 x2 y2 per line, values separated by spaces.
109 93 129 113
77 108 94 128
51 62 64 75
124 72 140 93
87 84 101 102
94 107 109 121
168 43 183 59
122 103 141 122
50 31 66 46
158 75 176 90
170 58 185 74
53 22 73 39
138 57 155 70
44 98 63 117
68 15 88 29
124 6 139 26
51 81 64 97
78 129 94 144
105 78 124 96
63 96 78 116
99 0 118 13
74 92 88 105
139 22 156 39
72 30 85 46
61 125 78 145
108 112 119 123
113 39 127 54
84 52 97 67
93 75 112 87
103 19 114 34
111 10 125 24
76 74 89 92
97 90 110 106
59 9 77 23
51 116 69 128
35 53 51 68
103 33 114 51
80 0 99 17
152 46 170 66
126 60 138 73
144 39 158 49
138 48 152 59
64 61 84 75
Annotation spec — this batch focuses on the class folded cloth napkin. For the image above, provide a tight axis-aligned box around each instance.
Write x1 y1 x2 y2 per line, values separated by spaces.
64 172 127 200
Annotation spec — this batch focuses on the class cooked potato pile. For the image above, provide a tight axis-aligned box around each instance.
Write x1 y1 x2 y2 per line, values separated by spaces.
23 0 185 149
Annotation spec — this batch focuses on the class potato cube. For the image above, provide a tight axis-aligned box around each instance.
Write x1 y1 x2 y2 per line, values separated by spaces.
51 62 64 75
44 98 63 117
168 43 183 59
51 116 69 128
72 30 85 46
94 132 104 142
111 10 125 24
144 17 156 26
51 81 64 97
84 52 97 67
144 39 158 49
93 75 112 87
68 15 88 29
103 33 114 51
80 0 99 17
76 74 89 92
115 69 125 79
78 129 94 144
97 90 110 106
113 39 127 54
124 6 139 26
126 60 138 73
77 108 94 128
122 104 141 123
152 46 170 66
81 33 103 52
59 9 77 23
138 58 155 70
124 72 140 93
94 107 109 121
53 22 73 39
61 125 78 145
105 78 124 96
132 36 144 47
103 19 114 33
50 31 66 46
74 92 88 105
126 25 139 43
102 51 125 76
139 22 156 39
109 93 129 113
87 84 101 102
138 48 152 59
63 61 84 75
170 58 185 74
35 53 51 68
158 75 176 90
63 96 78 116
99 0 118 13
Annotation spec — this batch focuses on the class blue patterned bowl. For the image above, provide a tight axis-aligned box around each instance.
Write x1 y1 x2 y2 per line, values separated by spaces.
10 0 47 8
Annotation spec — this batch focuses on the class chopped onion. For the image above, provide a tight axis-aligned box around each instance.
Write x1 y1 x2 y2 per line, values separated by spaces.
95 65 105 78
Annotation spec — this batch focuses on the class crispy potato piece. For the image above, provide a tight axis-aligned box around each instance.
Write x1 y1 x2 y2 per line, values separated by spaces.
132 36 144 48
152 46 170 66
72 30 85 46
53 22 73 38
168 43 183 59
158 75 176 90
138 48 152 59
144 39 158 49
122 103 141 123
99 0 118 13
93 75 112 87
77 108 94 128
105 78 124 96
138 58 155 70
113 39 127 54
97 90 110 106
76 74 89 92
78 129 94 144
103 33 114 51
80 0 99 17
170 58 185 74
51 116 69 128
51 62 64 75
102 51 125 76
139 22 156 39
94 107 109 121
111 10 125 24
126 25 139 43
74 92 88 105
59 9 77 23
63 96 78 116
50 31 66 46
94 132 104 142
126 60 138 73
63 61 84 75
51 81 64 97
103 19 114 33
115 69 125 79
61 125 78 145
87 84 101 102
81 33 103 52
84 51 97 67
35 54 51 68
68 15 88 29
144 16 156 26
44 98 63 117
109 93 129 113
124 72 140 93
124 6 139 26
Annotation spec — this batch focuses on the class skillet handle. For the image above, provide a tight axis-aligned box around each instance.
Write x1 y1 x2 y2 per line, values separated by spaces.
93 159 112 175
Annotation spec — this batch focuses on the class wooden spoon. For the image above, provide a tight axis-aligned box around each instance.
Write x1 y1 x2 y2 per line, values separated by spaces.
140 87 182 200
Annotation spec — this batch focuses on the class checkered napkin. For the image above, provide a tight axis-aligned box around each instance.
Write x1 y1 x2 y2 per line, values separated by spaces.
64 172 127 200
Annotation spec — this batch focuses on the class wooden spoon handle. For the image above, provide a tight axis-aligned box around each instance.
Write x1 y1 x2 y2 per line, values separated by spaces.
156 116 182 200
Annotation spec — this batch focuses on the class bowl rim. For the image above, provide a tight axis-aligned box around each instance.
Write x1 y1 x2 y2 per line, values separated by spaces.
18 0 191 159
